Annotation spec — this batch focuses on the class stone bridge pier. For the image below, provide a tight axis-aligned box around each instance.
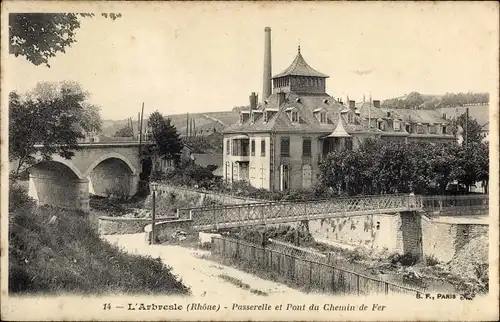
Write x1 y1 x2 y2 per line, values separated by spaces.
25 144 144 212
28 162 91 211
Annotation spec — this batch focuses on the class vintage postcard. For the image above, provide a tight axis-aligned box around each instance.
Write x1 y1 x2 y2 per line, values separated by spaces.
1 1 499 321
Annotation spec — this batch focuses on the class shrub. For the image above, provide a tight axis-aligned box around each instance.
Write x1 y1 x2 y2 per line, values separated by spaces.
8 186 190 295
425 255 440 266
390 252 420 266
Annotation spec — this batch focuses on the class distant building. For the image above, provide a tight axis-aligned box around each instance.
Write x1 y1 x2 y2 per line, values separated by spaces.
222 28 455 191
155 144 194 172
440 105 489 143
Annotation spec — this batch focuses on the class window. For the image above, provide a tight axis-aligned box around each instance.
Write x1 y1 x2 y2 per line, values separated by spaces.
430 124 436 134
345 138 353 151
320 112 326 123
251 139 255 156
377 121 384 130
291 111 299 123
348 113 354 124
261 139 266 156
263 112 268 123
442 125 447 134
405 124 412 133
302 138 312 156
393 120 401 131
226 139 230 155
280 137 290 156
417 124 424 134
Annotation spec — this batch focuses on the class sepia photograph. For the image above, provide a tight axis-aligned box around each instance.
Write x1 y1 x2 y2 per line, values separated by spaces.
1 1 499 321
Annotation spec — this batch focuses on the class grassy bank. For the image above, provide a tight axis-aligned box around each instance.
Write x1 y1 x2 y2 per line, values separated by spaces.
8 182 191 295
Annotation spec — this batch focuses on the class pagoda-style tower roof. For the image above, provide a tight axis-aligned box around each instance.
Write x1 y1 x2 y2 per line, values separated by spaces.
272 46 329 79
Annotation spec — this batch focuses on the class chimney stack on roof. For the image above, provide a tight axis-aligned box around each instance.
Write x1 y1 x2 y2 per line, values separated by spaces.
349 100 355 109
249 92 258 110
262 27 272 102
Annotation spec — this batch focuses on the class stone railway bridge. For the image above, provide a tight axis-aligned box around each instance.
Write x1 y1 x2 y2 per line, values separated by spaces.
23 142 152 211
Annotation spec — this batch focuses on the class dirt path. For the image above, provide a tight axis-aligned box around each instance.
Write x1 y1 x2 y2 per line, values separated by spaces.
103 234 307 300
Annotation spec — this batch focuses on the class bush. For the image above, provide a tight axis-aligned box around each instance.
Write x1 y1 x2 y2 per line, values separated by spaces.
390 252 420 266
425 255 440 266
8 186 190 295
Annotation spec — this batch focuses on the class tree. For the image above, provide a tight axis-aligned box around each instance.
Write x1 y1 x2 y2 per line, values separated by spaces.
114 126 134 138
9 13 121 67
452 112 485 145
26 81 102 133
9 90 86 175
147 111 183 163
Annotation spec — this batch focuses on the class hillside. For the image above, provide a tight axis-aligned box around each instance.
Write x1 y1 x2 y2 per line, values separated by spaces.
101 110 240 138
382 92 489 110
8 182 190 295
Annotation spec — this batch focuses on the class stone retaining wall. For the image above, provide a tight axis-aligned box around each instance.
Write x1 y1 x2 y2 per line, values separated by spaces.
420 215 488 263
156 184 265 205
98 216 175 235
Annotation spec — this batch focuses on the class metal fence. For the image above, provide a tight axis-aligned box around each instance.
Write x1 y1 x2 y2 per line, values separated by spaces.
211 236 421 296
422 194 489 213
190 194 421 230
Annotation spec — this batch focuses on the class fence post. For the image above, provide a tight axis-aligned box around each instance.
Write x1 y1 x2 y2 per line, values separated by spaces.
236 238 239 259
385 281 389 295
331 268 335 293
213 208 217 230
309 261 313 291
222 237 226 260
357 274 360 295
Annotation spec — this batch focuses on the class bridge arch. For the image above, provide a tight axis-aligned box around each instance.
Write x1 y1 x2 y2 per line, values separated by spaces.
84 152 138 178
28 159 89 210
85 152 139 198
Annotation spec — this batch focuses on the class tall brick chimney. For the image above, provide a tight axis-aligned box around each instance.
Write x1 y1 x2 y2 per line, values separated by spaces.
262 27 272 102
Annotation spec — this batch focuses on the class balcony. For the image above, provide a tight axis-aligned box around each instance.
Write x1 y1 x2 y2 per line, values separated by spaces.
231 137 250 162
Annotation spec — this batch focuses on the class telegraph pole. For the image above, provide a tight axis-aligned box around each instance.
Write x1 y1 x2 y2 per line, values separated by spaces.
465 107 469 146
139 103 144 154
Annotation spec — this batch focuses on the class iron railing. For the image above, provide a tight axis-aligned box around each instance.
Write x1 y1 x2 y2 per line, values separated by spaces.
175 194 489 229
211 236 421 296
422 194 489 212
189 194 422 230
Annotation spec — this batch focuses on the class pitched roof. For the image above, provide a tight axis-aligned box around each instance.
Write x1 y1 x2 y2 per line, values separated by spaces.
272 46 329 79
355 102 451 125
439 105 489 131
223 92 376 134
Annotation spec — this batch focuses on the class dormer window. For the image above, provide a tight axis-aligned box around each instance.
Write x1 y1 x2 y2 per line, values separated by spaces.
393 119 401 131
405 123 412 133
377 119 385 130
417 123 424 134
320 112 326 123
240 111 250 124
442 124 448 134
347 112 354 124
265 108 278 122
253 110 263 122
286 107 299 123
429 123 436 134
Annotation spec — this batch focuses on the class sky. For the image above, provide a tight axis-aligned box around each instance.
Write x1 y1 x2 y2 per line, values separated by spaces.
4 1 499 120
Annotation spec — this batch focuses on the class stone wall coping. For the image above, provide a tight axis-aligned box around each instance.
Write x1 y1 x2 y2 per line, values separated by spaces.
155 183 266 202
421 214 489 225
